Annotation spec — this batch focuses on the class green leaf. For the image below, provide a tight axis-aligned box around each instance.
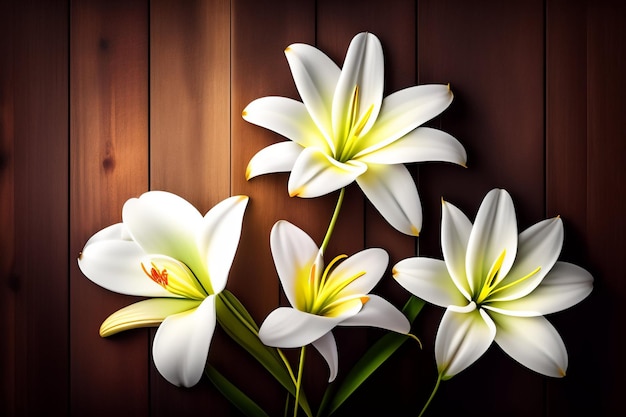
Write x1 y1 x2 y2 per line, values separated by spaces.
205 364 269 417
216 290 313 417
318 296 425 416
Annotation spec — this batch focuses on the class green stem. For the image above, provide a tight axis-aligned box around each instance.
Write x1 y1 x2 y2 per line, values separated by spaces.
418 372 442 417
293 346 307 417
320 188 345 254
217 292 298 385
217 292 259 336
278 348 297 385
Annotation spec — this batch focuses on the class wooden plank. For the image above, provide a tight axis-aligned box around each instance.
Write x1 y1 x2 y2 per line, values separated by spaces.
315 1 420 414
229 0 324 413
149 0 232 414
545 0 593 415
547 1 626 415
6 1 70 415
417 0 546 414
69 0 150 415
0 1 16 415
150 0 231 209
585 2 626 414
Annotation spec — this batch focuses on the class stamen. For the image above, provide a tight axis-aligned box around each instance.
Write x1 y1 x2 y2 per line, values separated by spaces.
318 294 367 317
142 262 168 288
351 104 374 138
348 85 360 134
489 266 542 297
337 85 361 161
475 250 506 304
308 263 317 310
312 269 366 314
319 254 348 292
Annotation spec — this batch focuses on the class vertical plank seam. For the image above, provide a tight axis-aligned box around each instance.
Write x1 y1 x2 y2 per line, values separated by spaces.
146 0 152 414
230 0 234 198
584 0 590 245
66 0 72 414
415 0 420 258
542 0 549 407
229 0 233 198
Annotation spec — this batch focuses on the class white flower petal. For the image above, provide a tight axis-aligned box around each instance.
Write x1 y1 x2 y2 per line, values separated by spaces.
486 262 593 316
197 196 248 294
258 307 343 348
152 295 217 387
329 248 388 296
466 189 518 295
356 127 466 166
441 200 474 300
332 32 384 141
436 303 496 379
246 141 304 180
78 224 171 297
354 84 454 156
491 217 564 301
285 42 340 148
100 298 201 337
270 220 319 309
356 163 422 236
311 331 339 382
122 191 204 279
339 294 410 334
242 96 330 153
393 257 468 308
288 147 367 198
491 313 568 378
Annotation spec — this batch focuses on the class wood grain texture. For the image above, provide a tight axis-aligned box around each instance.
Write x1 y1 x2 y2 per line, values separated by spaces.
149 0 232 414
314 1 421 414
228 1 321 413
546 1 626 415
0 2 16 415
7 1 69 415
3 0 625 415
150 0 231 209
417 0 547 415
545 1 592 414
69 0 149 415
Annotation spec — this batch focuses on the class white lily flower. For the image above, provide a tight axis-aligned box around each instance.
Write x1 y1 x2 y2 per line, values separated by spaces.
243 32 466 236
78 191 248 387
393 189 593 379
258 220 410 382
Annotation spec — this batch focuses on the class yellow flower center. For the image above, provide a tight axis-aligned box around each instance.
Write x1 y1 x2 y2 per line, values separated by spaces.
336 85 375 162
474 249 541 305
299 254 368 317
141 258 207 300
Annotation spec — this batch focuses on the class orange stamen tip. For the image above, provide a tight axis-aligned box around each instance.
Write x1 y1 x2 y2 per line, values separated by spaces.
360 296 370 305
142 262 168 287
309 264 317 284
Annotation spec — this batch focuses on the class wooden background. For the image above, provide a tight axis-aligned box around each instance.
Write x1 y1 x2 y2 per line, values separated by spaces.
2 0 625 415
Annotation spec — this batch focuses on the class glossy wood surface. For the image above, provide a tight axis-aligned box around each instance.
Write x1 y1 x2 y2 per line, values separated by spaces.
2 0 624 415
